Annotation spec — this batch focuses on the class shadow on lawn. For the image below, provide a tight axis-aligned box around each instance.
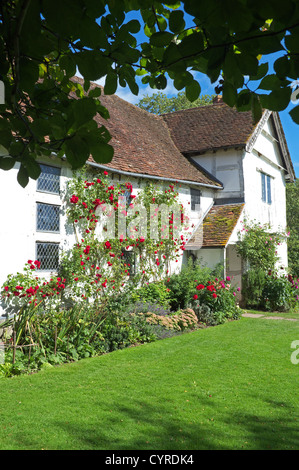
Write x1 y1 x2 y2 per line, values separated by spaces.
54 397 299 450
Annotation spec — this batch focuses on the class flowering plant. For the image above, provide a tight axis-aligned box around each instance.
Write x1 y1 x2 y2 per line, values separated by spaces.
1 261 66 310
191 276 241 324
60 169 191 304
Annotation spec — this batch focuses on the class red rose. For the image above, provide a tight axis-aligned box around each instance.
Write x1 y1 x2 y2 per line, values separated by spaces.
196 284 205 290
193 294 198 300
70 195 79 204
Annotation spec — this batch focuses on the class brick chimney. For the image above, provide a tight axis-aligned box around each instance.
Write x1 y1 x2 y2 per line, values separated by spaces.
213 95 223 104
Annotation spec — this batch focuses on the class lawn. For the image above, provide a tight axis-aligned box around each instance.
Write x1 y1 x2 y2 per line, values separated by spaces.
0 317 299 450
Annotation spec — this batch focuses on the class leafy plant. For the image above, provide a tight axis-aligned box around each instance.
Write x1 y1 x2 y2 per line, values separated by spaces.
236 220 288 272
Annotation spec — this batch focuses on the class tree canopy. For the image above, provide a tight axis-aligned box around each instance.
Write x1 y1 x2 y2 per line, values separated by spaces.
1 0 299 185
136 91 214 113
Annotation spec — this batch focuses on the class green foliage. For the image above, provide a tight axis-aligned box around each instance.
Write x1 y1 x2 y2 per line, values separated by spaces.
242 268 267 309
1 1 299 184
165 259 221 310
262 273 296 312
242 268 299 311
236 220 287 272
286 179 299 277
130 281 171 308
137 91 214 114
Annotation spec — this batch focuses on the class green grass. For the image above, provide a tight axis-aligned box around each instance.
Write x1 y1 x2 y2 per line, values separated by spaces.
1 317 299 450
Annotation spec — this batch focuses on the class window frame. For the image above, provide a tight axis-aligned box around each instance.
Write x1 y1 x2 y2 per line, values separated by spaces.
36 202 61 233
190 188 201 211
35 241 60 272
261 172 272 205
36 163 61 195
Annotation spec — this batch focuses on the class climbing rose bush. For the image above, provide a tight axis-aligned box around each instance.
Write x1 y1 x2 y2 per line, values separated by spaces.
59 169 192 304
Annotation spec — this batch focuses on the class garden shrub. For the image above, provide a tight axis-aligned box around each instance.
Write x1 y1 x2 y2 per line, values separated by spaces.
100 312 157 352
262 272 298 312
242 268 267 309
191 277 241 325
242 269 299 311
165 259 219 310
130 281 171 308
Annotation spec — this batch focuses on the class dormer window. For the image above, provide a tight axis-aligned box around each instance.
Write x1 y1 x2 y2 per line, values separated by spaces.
261 172 272 204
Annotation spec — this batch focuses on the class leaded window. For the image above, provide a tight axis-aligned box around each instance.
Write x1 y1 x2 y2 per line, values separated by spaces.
36 242 60 271
37 164 61 194
36 203 60 232
191 188 201 211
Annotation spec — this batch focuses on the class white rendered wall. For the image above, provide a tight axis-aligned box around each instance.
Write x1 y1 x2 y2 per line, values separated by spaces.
242 118 289 268
191 149 244 202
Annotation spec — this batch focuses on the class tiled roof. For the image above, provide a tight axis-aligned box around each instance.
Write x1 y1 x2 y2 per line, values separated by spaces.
162 102 258 155
71 77 222 188
187 203 245 249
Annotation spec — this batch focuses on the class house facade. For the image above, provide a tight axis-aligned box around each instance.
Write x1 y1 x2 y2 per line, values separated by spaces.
0 82 295 316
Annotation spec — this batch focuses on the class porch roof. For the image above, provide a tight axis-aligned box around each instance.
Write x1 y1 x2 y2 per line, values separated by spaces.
187 203 245 249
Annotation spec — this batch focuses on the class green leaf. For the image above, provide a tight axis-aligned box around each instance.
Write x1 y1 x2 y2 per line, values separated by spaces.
235 53 258 76
69 98 97 131
76 51 111 81
289 105 299 124
251 94 263 124
88 87 102 98
274 56 290 79
222 82 237 107
104 73 118 95
260 87 291 111
59 54 77 78
150 32 173 47
249 62 269 81
17 164 29 188
64 135 90 169
169 10 185 33
126 19 141 34
178 32 204 57
185 80 201 102
90 141 114 164
174 71 194 91
23 157 41 180
259 74 287 91
155 74 167 90
0 157 15 170
236 90 252 111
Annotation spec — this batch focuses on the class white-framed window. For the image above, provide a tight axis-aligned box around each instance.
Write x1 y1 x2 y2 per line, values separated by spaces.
36 242 60 271
36 202 60 233
261 172 272 204
191 188 201 211
37 164 61 194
